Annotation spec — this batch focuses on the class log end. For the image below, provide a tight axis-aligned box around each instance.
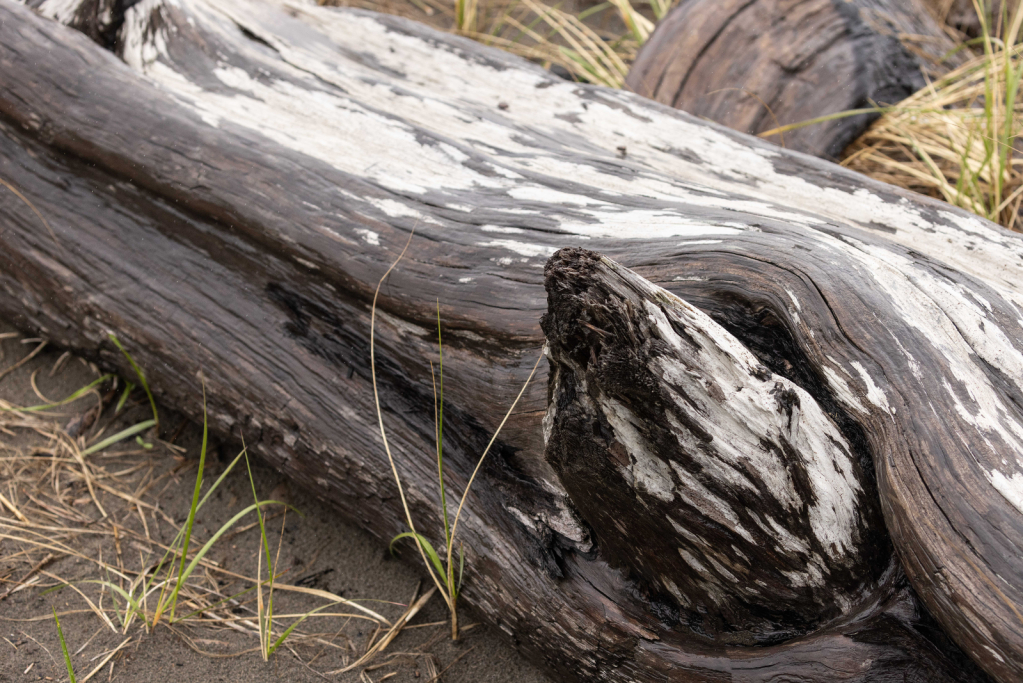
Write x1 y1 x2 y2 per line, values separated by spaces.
624 0 948 158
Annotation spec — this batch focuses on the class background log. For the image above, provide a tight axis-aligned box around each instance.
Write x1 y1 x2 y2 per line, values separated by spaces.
924 0 1016 38
0 0 1020 680
625 0 960 158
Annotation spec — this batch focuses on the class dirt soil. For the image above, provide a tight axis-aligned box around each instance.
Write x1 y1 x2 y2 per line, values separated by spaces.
0 323 555 683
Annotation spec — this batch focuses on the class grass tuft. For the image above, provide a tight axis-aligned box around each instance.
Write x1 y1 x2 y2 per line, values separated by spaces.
369 231 543 639
107 334 159 433
52 607 77 683
2 330 408 676
841 1 1023 230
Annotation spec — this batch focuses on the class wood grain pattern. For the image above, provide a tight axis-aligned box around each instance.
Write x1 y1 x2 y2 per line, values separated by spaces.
0 0 1019 680
626 0 960 158
542 248 891 643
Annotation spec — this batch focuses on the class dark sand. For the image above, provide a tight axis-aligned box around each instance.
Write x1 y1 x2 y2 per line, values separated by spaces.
0 325 555 683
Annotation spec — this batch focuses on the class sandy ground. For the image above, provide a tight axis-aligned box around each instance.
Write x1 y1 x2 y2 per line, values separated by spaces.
0 323 555 683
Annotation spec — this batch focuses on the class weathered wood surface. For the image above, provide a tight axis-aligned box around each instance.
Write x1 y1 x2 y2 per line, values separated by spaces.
626 0 960 158
542 249 892 642
0 0 1020 680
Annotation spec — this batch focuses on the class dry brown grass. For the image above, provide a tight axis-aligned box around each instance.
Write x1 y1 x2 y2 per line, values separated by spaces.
842 4 1023 230
752 2 1023 231
0 335 452 680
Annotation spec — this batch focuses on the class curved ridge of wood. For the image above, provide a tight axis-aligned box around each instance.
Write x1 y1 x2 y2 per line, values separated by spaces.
0 0 1019 680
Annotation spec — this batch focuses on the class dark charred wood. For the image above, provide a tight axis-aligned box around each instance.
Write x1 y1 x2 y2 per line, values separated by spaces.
0 0 1020 680
22 0 138 48
625 0 961 158
924 0 1011 38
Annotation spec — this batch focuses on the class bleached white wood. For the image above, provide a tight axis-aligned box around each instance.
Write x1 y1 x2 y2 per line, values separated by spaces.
118 0 1023 304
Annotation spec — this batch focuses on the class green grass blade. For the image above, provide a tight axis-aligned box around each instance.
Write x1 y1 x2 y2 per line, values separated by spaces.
108 333 158 430
457 544 464 596
169 388 208 621
102 568 125 627
81 419 156 456
197 448 247 512
177 500 290 601
79 580 141 619
267 601 340 657
998 60 1023 211
390 532 445 579
242 444 277 657
244 450 275 601
758 107 887 139
52 607 77 683
2 375 114 414
649 0 671 20
939 35 992 63
114 381 135 414
558 47 605 85
576 1 611 21
435 302 450 547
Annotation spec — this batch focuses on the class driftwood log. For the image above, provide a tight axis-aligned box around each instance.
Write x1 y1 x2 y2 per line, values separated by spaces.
0 0 1022 680
626 0 961 158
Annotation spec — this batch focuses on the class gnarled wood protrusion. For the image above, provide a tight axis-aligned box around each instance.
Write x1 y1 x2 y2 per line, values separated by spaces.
625 0 960 158
542 248 892 642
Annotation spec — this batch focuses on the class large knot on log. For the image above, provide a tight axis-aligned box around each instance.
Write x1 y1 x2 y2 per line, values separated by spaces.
541 248 889 643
